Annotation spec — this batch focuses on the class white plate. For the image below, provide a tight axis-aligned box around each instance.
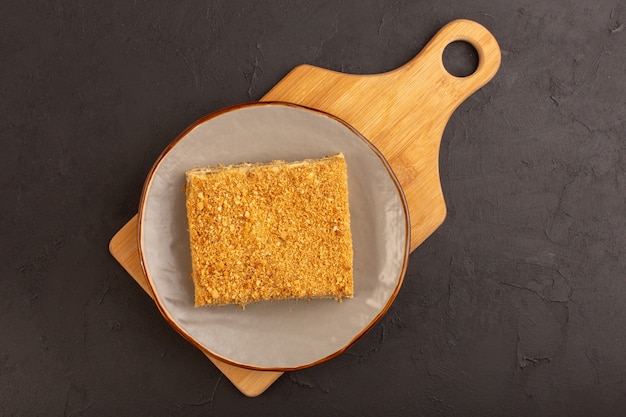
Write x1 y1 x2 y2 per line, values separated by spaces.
138 102 410 370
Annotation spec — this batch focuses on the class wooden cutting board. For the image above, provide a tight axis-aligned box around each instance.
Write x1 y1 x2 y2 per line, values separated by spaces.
109 19 500 396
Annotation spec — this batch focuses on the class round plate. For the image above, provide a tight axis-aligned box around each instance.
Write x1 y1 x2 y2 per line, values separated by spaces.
138 102 410 370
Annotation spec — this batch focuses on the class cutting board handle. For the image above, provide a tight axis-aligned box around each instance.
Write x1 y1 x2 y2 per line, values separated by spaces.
398 18 501 102
263 19 501 250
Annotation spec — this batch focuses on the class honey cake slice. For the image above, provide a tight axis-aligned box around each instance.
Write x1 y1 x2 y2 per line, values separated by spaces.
184 153 353 307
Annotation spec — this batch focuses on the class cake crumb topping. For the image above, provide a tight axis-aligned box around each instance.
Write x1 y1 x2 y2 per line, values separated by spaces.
184 153 353 307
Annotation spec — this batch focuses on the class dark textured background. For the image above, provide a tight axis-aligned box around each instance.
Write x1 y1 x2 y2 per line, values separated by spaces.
2 0 625 415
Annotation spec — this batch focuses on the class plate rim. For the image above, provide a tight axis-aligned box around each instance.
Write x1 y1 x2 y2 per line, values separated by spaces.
137 101 411 371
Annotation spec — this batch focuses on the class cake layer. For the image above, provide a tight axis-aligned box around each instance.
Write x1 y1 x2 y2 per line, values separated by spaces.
184 153 353 307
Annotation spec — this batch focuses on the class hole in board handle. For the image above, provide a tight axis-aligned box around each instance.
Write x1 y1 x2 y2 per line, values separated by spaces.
442 41 479 77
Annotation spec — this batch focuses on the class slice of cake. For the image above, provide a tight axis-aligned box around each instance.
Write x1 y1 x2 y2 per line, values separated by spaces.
184 153 353 307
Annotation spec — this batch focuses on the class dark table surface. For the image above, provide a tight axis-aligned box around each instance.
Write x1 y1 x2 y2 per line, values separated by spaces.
2 0 625 415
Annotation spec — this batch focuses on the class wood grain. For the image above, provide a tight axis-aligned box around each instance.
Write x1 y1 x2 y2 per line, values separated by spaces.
109 19 500 396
